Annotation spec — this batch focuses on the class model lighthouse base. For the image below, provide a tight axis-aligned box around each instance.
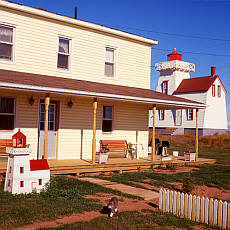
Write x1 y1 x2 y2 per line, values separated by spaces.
4 129 50 194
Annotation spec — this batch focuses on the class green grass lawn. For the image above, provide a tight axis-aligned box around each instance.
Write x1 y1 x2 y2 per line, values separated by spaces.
38 209 218 230
0 176 138 229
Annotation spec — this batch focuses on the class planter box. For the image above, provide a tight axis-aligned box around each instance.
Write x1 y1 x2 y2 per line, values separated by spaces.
184 152 196 161
96 152 108 164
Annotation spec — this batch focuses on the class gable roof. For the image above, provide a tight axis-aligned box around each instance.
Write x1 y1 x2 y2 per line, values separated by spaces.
174 75 227 94
30 159 50 171
0 69 205 109
0 0 157 46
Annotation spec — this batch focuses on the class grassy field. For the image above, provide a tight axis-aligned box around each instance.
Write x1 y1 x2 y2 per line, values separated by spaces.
0 176 139 229
38 209 218 230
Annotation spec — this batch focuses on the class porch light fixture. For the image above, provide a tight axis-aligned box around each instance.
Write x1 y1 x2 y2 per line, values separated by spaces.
67 99 73 108
28 96 34 106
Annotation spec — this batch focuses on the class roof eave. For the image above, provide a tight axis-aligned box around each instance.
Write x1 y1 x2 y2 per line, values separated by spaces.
0 1 158 45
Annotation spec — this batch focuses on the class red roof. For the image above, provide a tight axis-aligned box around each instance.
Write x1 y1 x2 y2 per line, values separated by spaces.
30 159 50 171
174 75 227 94
168 49 182 61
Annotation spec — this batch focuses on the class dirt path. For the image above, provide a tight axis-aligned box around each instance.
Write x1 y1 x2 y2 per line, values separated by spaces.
14 195 159 230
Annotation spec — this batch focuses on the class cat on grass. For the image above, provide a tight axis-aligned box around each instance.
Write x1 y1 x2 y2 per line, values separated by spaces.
107 197 118 217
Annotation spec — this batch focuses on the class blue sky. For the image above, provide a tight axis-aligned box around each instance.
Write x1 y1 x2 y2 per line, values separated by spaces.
13 0 230 128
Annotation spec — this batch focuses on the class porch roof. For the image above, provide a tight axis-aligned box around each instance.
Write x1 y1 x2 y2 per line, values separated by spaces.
0 69 205 109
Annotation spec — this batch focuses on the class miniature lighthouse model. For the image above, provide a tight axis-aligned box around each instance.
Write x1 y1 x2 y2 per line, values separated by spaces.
4 129 50 194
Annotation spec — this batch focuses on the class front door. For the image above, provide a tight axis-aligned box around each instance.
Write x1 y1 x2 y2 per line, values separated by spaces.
38 100 59 159
175 109 182 126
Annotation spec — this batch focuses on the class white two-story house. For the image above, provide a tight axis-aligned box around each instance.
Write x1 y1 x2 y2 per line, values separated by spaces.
152 49 227 136
0 1 205 161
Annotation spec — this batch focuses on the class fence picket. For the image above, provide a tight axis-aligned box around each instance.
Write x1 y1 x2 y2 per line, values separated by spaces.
204 198 209 224
222 201 227 229
180 193 185 217
162 189 166 212
200 197 205 223
192 195 196 221
213 199 218 225
166 190 169 212
188 194 193 220
169 190 173 213
184 193 188 219
159 188 163 210
173 191 177 215
176 192 180 216
218 200 223 228
209 198 213 225
196 196 200 222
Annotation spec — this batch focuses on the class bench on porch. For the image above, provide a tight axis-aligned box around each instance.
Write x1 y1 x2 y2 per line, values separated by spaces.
99 140 135 159
0 139 12 160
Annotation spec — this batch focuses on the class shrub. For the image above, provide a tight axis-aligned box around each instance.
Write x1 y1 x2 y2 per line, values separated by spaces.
182 174 195 193
165 163 176 171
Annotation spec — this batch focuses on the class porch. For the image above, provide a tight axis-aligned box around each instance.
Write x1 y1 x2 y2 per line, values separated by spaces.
0 156 216 175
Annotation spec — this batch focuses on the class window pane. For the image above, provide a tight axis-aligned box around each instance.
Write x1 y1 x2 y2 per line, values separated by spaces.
0 26 13 43
40 113 45 122
49 122 54 131
105 63 114 77
105 48 114 62
102 120 112 132
49 113 54 122
0 43 12 60
103 106 112 119
59 38 69 54
40 122 44 130
49 105 55 113
41 104 45 112
0 98 14 113
0 115 14 130
58 54 68 69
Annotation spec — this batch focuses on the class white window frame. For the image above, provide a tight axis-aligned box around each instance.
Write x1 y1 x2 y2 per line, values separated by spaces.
159 110 165 120
0 23 15 63
0 97 15 131
187 109 193 121
217 85 221 98
102 105 113 133
104 46 116 78
57 36 71 70
212 85 215 97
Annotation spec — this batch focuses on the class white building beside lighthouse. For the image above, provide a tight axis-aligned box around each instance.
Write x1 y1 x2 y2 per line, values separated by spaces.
151 49 227 136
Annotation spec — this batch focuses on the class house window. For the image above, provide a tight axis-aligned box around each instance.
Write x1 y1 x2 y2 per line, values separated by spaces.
162 81 168 94
105 47 115 77
212 85 215 97
9 166 12 173
20 181 24 188
8 179 10 187
0 25 13 61
20 167 24 174
102 106 113 132
159 110 165 120
57 37 70 69
0 97 15 130
217 85 221 97
187 109 193 120
38 179 42 186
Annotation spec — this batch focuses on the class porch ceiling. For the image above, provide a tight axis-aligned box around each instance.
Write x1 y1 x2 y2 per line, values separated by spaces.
0 69 205 109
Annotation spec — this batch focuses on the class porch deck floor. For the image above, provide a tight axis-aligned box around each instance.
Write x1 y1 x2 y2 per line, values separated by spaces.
0 155 216 175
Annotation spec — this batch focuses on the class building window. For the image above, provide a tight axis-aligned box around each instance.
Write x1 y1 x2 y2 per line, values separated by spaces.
187 109 193 120
0 25 13 61
57 37 70 69
212 85 215 97
9 166 12 173
20 181 24 188
102 106 113 132
105 47 115 77
0 97 15 130
162 81 168 94
8 179 10 187
20 167 24 174
159 110 165 120
38 179 42 186
217 85 221 97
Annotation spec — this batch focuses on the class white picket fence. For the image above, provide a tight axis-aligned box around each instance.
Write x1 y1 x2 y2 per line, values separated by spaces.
159 188 230 229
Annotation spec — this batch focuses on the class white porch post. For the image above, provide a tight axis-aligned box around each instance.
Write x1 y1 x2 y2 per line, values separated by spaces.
151 104 156 162
195 108 199 160
92 98 97 164
44 93 50 159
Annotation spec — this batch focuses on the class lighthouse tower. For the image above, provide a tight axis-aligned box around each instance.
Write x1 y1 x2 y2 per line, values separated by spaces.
155 48 195 95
